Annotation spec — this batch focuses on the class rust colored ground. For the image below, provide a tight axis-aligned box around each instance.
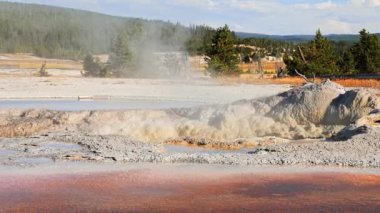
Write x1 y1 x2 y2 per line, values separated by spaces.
222 75 380 89
0 169 379 212
334 78 380 88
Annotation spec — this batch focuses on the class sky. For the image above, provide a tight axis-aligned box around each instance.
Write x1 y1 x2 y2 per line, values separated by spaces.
3 0 380 35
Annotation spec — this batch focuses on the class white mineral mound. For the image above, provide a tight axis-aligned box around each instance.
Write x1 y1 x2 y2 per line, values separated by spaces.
1 81 378 142
79 80 380 142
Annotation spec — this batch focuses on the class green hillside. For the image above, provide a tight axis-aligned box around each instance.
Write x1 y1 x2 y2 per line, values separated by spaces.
0 2 190 59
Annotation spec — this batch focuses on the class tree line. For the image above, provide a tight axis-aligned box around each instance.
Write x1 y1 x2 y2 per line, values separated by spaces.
204 26 380 77
1 2 380 77
284 29 380 76
85 24 380 78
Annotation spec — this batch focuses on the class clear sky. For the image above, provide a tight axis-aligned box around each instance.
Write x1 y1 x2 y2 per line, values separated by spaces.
3 0 380 34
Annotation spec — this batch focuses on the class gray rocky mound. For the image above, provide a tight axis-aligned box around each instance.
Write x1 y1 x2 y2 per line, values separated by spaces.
0 81 379 143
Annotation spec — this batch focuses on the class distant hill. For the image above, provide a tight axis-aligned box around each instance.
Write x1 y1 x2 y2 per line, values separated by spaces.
0 2 188 59
236 32 380 43
236 32 314 43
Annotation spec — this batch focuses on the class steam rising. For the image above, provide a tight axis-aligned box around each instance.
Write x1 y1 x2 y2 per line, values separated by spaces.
76 82 380 142
78 81 379 142
118 22 191 78
1 81 378 142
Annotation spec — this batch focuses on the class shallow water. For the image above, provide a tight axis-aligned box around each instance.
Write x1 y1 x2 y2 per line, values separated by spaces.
0 149 18 156
0 167 379 212
0 100 205 111
13 157 55 166
0 80 290 111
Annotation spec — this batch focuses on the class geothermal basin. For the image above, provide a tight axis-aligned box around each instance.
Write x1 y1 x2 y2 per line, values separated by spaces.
1 78 380 212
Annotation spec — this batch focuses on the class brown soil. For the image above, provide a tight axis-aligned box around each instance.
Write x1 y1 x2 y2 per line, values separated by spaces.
334 78 380 88
164 137 287 150
0 53 81 70
221 75 380 89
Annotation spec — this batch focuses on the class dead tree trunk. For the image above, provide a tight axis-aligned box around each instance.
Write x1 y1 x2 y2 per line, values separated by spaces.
39 61 48 77
298 46 307 64
296 46 316 83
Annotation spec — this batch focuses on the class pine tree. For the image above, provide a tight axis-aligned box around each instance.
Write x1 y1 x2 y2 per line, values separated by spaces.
206 25 239 76
351 29 380 73
284 29 338 76
307 29 339 75
339 51 356 74
83 54 101 77
108 33 132 77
